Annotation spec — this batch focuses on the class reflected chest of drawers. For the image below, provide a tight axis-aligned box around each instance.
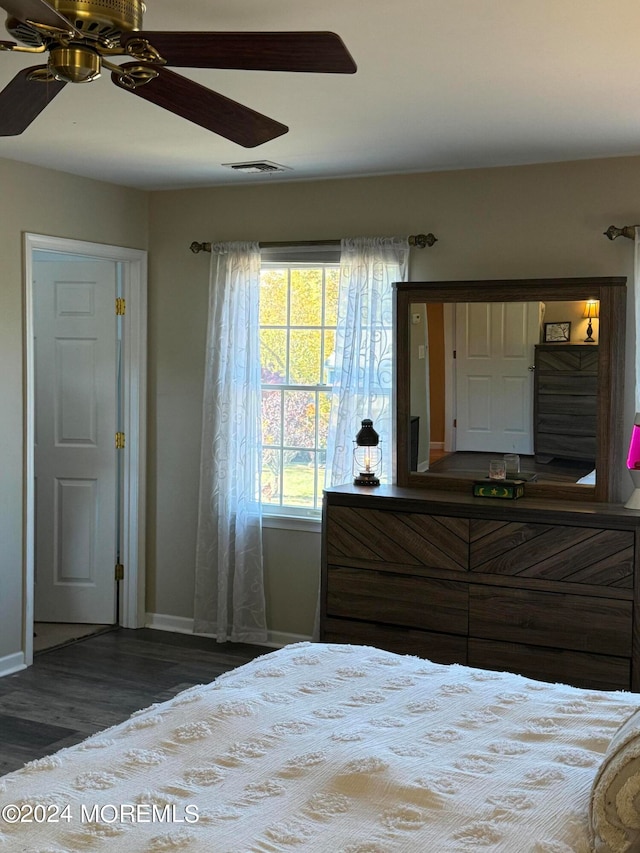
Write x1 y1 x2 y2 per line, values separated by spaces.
533 343 598 463
321 484 640 691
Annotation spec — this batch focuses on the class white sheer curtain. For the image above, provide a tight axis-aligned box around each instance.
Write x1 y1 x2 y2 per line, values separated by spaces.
325 236 410 487
194 242 267 644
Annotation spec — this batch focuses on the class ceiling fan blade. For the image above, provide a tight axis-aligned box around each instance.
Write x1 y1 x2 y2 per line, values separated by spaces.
0 0 75 32
121 31 357 74
111 63 288 147
0 65 65 135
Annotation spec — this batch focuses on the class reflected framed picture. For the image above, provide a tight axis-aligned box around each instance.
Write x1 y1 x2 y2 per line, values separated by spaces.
543 321 571 342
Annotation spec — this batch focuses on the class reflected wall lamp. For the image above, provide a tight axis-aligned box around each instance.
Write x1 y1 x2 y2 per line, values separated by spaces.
583 300 599 343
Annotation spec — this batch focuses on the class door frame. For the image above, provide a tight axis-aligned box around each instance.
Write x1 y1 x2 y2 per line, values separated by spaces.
23 233 148 666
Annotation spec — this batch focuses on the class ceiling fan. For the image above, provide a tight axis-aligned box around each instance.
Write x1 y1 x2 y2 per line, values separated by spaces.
0 0 357 146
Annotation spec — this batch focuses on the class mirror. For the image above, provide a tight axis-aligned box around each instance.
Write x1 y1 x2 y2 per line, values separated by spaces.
395 278 627 502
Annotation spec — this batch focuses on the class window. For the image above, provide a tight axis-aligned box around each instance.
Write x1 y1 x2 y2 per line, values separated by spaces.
259 255 340 516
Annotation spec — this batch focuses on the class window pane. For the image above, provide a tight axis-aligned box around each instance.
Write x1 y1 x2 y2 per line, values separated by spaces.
282 453 315 507
291 268 322 326
261 448 281 505
315 452 327 499
260 269 288 326
323 330 336 385
284 390 315 448
325 268 339 325
318 390 331 449
261 328 287 383
290 329 321 385
262 389 282 447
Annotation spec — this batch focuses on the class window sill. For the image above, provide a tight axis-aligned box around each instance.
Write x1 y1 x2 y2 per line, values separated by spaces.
262 514 321 533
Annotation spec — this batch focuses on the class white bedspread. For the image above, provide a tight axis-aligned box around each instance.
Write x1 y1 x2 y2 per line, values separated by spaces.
1 642 638 852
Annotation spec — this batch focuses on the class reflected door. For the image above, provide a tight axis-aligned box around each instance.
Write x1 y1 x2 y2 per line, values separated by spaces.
455 301 541 453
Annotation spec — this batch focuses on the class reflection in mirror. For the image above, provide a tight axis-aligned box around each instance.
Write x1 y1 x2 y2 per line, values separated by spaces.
411 300 597 486
395 279 627 503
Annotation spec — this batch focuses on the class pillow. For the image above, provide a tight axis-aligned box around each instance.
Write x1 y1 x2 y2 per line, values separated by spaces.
590 707 640 852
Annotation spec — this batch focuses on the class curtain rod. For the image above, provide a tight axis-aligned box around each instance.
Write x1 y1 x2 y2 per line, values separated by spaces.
604 224 639 241
189 233 438 254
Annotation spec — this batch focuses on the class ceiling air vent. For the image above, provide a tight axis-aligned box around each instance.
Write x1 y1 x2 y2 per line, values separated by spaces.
222 160 292 174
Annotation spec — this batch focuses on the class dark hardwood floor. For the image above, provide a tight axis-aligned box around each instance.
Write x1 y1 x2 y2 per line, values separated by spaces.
0 628 271 777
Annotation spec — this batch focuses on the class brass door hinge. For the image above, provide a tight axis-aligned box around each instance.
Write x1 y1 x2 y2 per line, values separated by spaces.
115 297 126 315
115 431 126 449
115 563 124 581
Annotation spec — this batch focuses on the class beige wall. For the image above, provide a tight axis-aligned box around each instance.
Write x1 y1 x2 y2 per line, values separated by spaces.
147 156 640 638
0 157 148 662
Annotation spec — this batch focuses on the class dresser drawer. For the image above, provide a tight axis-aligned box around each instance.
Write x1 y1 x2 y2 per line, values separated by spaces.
536 348 598 374
322 616 467 664
468 638 630 691
537 394 597 418
326 506 469 572
534 431 596 459
326 566 468 634
470 520 634 587
536 375 598 396
468 586 632 656
535 412 596 436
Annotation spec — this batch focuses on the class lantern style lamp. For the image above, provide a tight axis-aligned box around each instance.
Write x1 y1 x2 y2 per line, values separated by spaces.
625 414 640 509
353 419 381 486
583 299 599 343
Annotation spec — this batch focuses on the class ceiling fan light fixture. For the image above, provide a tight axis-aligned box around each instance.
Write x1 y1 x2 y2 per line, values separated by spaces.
49 43 100 82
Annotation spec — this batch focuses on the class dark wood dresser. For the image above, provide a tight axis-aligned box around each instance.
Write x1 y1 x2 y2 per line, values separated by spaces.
534 343 598 463
321 484 640 691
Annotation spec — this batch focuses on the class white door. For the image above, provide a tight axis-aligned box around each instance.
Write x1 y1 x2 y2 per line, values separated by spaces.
455 301 541 453
33 256 119 624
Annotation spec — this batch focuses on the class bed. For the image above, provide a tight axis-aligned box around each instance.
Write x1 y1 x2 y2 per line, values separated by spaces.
1 642 640 853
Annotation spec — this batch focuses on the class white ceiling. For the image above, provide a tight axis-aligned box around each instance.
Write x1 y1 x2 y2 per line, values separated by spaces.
2 0 640 190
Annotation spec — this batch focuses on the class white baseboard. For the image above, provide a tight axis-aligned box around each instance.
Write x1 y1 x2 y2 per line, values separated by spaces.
145 613 194 635
430 441 444 450
264 630 312 649
0 651 26 678
145 613 311 649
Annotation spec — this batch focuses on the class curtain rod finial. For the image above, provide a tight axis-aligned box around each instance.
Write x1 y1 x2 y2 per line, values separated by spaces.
409 233 438 248
604 225 637 241
190 241 211 254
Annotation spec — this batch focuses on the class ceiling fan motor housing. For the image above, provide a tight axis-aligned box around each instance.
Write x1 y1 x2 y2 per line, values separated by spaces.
6 0 145 46
53 0 145 37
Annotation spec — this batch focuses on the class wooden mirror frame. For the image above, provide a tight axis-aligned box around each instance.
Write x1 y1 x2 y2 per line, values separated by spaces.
394 277 627 503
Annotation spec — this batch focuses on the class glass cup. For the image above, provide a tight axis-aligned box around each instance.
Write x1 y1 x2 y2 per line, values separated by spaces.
504 453 520 477
489 459 507 480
